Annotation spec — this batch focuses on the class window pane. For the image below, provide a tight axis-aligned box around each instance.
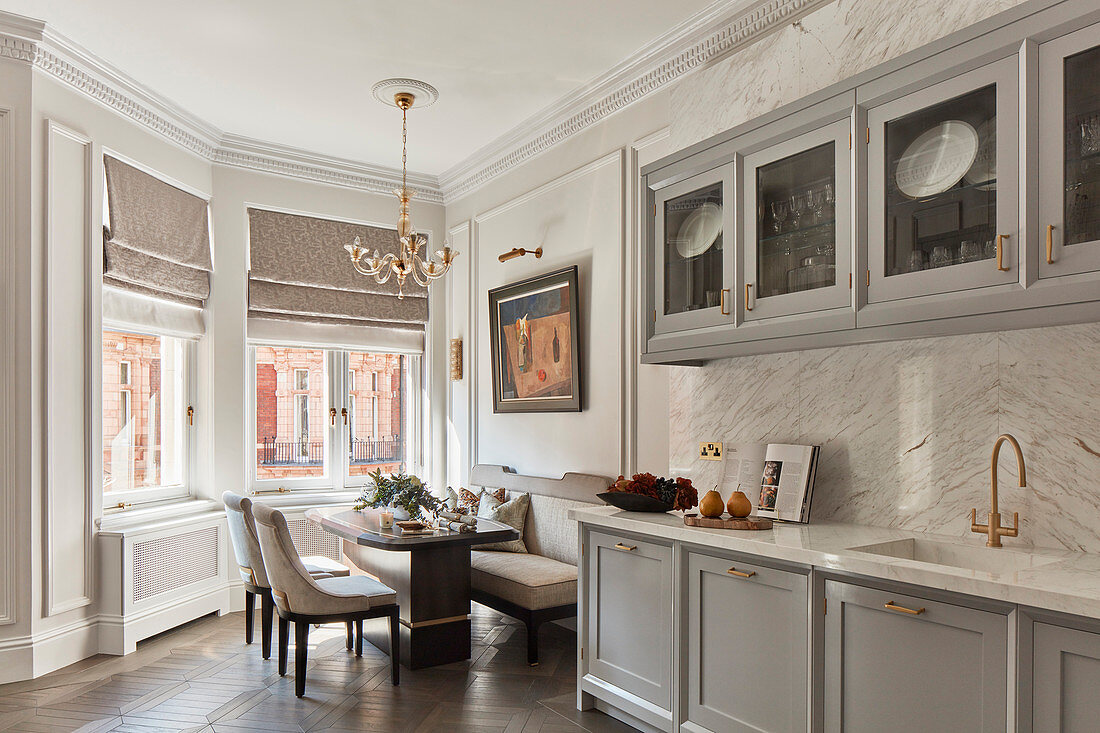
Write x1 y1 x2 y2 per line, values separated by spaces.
347 351 405 478
102 330 185 494
255 346 328 480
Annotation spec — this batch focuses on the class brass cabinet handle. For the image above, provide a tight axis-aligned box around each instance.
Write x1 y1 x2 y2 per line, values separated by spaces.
745 283 753 311
341 407 348 425
727 567 756 578
329 406 337 426
1046 224 1055 264
884 600 925 615
996 234 1010 272
614 543 636 551
186 405 194 426
720 288 730 316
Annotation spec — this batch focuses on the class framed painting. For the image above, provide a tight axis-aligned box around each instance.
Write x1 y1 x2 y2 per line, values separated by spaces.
488 266 581 413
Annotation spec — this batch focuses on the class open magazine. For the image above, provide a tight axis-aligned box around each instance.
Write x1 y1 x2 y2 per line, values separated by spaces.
721 442 819 523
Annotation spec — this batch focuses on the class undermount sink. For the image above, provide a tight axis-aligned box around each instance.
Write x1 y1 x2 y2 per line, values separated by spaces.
848 537 1064 575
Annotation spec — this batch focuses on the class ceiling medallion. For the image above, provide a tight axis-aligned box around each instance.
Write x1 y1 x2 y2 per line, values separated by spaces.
345 78 455 298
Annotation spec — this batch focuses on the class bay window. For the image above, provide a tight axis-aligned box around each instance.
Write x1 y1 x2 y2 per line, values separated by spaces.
249 344 417 491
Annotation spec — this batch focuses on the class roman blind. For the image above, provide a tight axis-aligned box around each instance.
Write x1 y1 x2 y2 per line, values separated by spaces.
246 208 427 350
102 156 212 337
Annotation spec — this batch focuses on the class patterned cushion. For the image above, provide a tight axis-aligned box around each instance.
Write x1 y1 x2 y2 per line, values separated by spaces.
450 486 505 516
477 492 530 553
471 551 577 610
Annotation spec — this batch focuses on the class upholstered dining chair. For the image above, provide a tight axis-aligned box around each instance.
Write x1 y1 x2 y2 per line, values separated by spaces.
222 491 354 659
251 502 401 697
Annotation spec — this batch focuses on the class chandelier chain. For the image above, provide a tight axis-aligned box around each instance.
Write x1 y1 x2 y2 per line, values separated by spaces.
401 105 408 194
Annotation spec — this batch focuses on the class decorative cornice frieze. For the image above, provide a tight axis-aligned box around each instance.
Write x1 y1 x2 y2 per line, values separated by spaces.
0 0 830 206
438 0 832 203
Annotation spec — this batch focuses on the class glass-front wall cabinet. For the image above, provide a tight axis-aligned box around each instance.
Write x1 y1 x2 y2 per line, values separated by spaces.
1039 24 1100 278
867 58 1019 303
653 166 735 333
743 119 852 321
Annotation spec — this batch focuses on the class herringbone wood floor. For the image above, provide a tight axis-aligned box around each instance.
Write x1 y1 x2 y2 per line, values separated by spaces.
0 604 635 733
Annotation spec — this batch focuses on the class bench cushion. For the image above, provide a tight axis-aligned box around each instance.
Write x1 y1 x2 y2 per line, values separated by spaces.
471 550 577 610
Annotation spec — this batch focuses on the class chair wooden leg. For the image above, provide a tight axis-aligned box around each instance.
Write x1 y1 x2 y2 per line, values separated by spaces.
388 607 400 686
260 592 273 660
294 621 309 698
355 619 363 657
526 619 541 667
345 620 353 651
244 590 255 645
278 617 289 676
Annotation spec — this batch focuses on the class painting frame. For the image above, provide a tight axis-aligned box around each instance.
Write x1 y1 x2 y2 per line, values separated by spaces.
488 266 581 413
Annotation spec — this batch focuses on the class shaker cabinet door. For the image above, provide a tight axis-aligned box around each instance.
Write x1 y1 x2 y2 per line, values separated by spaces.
1038 23 1100 279
742 118 853 322
586 531 674 711
684 551 809 733
1032 622 1100 731
653 166 736 335
866 56 1020 304
823 579 1008 733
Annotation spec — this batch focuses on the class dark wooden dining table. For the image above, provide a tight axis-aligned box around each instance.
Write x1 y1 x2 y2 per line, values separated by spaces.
305 506 519 668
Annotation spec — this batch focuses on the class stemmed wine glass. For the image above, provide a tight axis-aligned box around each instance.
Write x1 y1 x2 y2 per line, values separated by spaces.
789 192 806 230
770 200 789 235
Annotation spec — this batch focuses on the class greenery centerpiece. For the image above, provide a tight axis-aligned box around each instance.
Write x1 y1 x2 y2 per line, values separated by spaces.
354 468 440 520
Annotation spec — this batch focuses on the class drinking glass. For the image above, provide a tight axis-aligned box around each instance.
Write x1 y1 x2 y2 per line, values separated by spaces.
960 240 981 263
789 193 807 230
983 238 997 260
908 249 926 272
770 200 789 235
931 245 952 268
823 182 835 220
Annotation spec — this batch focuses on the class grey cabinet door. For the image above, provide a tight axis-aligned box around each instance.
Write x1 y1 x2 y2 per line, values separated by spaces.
1033 622 1100 731
823 579 1007 733
1038 22 1100 279
586 531 674 710
684 552 809 733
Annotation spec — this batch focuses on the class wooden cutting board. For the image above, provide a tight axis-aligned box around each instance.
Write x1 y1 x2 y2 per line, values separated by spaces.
683 514 773 530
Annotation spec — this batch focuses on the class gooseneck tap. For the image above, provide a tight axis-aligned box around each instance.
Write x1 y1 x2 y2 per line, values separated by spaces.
970 434 1026 548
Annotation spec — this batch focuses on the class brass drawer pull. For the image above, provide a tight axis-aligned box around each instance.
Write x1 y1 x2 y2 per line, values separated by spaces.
745 283 753 311
1046 224 1055 264
720 288 730 315
614 543 636 551
727 568 756 578
884 600 925 615
996 234 1010 272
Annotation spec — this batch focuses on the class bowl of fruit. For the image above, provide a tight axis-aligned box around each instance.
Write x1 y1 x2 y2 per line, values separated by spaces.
597 473 698 513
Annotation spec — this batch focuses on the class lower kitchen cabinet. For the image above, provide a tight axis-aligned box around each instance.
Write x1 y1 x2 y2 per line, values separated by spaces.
823 579 1008 732
1031 621 1100 731
683 551 809 733
585 530 674 716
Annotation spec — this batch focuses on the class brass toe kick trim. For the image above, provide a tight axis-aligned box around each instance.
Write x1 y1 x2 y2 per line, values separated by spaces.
400 614 470 629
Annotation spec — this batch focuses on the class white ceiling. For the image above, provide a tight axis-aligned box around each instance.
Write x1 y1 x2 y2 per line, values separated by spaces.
6 0 716 176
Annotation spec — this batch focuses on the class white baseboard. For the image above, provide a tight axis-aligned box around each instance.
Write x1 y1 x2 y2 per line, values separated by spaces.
98 584 231 655
0 616 99 684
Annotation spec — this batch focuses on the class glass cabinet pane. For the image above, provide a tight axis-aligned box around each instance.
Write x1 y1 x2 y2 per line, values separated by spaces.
663 183 723 315
1064 45 1100 247
755 142 836 299
884 85 997 277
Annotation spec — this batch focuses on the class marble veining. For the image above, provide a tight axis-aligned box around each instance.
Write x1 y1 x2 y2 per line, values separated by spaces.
669 0 1027 150
667 322 1100 554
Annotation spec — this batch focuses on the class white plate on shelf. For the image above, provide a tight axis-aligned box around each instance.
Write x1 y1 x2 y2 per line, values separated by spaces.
675 202 723 258
962 117 996 189
895 120 979 198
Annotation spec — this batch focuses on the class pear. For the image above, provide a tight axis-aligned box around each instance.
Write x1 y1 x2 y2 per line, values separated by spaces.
726 490 752 518
699 488 725 518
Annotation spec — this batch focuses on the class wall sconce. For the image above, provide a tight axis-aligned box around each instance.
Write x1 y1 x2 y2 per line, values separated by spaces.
498 246 542 263
449 338 463 381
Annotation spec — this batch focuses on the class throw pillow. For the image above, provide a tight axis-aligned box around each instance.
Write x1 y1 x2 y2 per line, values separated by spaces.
477 492 530 553
475 487 507 518
443 486 461 512
453 486 505 516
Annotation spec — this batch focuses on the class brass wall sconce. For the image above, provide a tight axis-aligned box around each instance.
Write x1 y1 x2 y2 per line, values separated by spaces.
498 247 542 263
449 338 463 381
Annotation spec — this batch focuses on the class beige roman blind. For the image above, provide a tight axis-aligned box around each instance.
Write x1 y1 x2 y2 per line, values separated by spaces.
246 208 428 343
103 155 212 309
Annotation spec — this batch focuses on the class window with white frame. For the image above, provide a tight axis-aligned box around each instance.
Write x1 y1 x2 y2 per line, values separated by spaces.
102 328 191 503
250 344 416 490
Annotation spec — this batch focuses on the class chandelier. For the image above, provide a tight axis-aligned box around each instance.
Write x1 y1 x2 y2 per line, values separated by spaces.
344 79 457 299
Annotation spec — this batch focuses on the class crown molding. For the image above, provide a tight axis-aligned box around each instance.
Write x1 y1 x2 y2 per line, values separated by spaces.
0 0 829 207
437 0 832 203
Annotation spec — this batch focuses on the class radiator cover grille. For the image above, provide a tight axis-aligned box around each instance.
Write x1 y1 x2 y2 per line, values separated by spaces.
133 526 219 603
285 517 341 562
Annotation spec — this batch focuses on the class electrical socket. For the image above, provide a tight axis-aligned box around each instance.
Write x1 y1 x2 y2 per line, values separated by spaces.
699 442 723 461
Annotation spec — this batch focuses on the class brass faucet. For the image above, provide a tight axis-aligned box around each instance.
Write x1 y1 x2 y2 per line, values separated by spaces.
970 434 1026 548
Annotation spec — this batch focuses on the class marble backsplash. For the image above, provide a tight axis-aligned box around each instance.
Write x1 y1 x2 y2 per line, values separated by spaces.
668 323 1100 552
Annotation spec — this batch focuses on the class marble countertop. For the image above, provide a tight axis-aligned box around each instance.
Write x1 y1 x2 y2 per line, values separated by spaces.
571 506 1100 620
